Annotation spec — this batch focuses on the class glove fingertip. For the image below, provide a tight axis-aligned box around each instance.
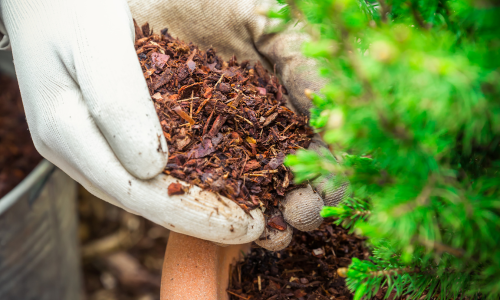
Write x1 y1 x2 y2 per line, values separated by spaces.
255 226 293 251
110 129 169 180
281 185 324 232
313 174 350 207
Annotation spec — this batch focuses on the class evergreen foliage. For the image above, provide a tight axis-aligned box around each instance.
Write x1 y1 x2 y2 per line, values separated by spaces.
272 0 500 299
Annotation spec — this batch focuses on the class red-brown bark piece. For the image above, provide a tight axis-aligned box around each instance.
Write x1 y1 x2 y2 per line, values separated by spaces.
167 182 186 196
178 82 202 99
153 68 173 90
208 115 226 137
267 215 287 231
262 112 279 127
151 52 170 68
243 160 261 173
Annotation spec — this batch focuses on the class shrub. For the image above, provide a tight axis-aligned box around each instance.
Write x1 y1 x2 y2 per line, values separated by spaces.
275 1 500 299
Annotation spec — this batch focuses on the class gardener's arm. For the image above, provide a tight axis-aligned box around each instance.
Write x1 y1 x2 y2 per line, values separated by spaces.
129 0 349 250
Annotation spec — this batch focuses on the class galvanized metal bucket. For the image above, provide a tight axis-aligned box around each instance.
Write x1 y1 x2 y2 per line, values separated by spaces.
1 50 82 299
0 160 82 299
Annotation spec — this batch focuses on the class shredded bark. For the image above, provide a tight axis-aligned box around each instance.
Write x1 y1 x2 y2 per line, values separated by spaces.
135 23 313 214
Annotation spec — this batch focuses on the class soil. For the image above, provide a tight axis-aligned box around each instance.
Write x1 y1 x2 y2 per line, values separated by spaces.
227 220 369 300
134 22 313 221
0 75 42 198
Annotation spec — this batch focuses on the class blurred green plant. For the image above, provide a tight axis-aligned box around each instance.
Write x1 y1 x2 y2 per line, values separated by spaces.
273 0 500 299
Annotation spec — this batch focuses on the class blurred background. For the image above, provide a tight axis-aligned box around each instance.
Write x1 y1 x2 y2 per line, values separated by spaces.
78 186 168 300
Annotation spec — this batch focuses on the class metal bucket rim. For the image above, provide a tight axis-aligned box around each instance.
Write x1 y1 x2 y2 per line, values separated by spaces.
0 159 54 215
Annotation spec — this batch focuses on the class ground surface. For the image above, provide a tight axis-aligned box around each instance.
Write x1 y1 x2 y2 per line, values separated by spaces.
79 187 168 300
227 221 369 300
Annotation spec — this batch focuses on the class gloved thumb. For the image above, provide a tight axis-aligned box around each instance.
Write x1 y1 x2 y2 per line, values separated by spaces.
71 0 168 179
281 139 350 231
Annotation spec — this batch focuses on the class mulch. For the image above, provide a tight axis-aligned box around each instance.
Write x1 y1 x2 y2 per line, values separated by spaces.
134 22 313 223
77 193 370 300
0 75 42 198
227 220 370 300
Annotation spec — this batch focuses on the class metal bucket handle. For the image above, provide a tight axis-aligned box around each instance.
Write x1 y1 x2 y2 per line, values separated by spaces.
0 160 55 214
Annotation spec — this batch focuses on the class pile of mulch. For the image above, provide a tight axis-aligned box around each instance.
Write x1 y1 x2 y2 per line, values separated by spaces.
134 22 313 216
227 220 370 300
0 75 42 198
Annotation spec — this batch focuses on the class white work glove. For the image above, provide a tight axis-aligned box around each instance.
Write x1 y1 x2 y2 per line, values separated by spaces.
129 0 349 250
0 0 264 245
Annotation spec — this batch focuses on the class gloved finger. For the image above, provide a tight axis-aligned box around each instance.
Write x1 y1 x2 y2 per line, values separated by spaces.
255 226 293 251
255 185 322 251
281 184 324 232
254 209 293 251
308 139 352 207
257 179 343 251
31 87 264 244
277 139 350 238
70 0 168 180
259 171 349 251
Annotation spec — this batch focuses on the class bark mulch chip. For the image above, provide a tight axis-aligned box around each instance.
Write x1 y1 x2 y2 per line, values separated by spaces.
135 22 314 217
228 220 370 300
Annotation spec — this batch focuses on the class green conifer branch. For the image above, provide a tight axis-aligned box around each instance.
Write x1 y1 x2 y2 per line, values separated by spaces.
274 0 500 298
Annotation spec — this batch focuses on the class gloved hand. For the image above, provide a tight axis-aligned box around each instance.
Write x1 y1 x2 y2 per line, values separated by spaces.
129 0 350 250
0 0 348 251
0 0 264 245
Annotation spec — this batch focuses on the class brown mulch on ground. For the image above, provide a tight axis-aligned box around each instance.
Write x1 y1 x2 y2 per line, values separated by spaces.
135 22 313 220
0 75 41 198
227 220 370 300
